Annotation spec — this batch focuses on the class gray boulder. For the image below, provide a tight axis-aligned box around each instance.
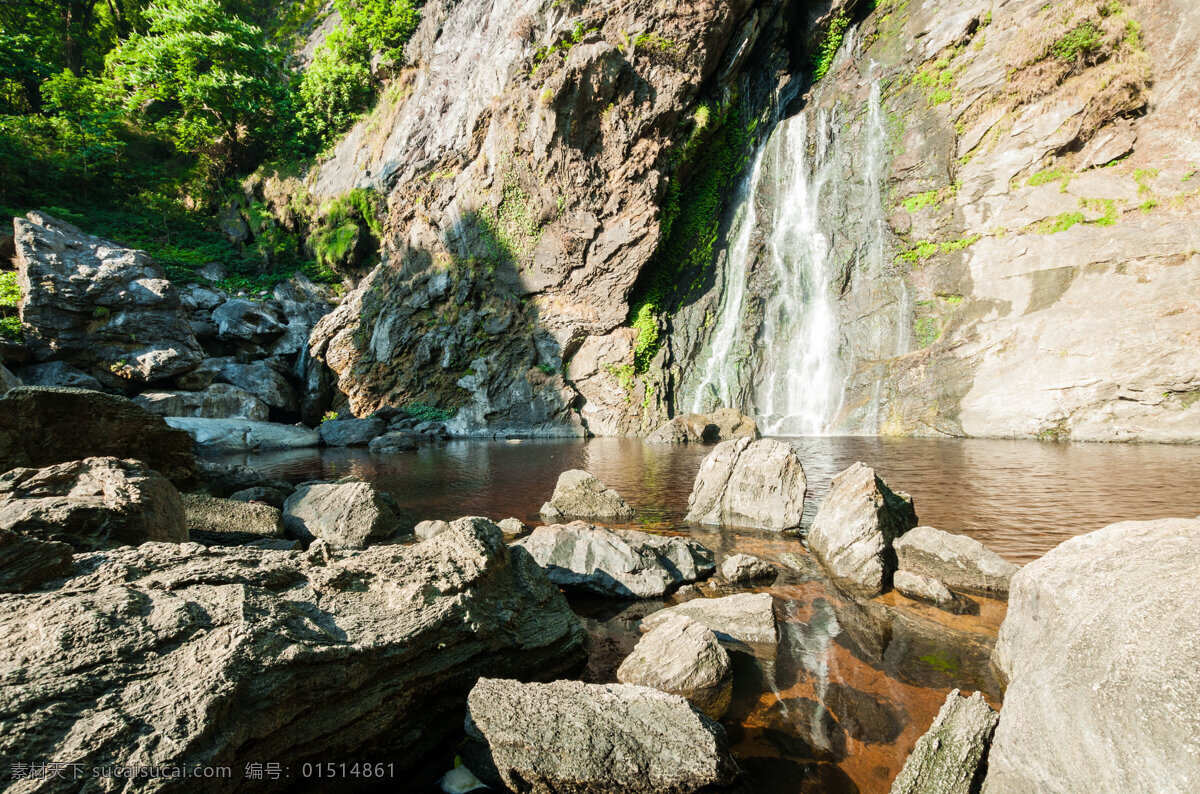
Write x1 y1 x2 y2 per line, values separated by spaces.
514 521 715 598
368 430 418 453
0 528 72 592
216 359 298 413
165 417 320 452
641 592 778 651
685 438 806 530
984 518 1200 793
414 519 451 541
894 526 1019 597
465 678 738 794
540 469 635 522
14 360 102 390
228 486 288 510
0 457 187 550
211 298 286 343
133 383 270 421
617 613 733 719
891 689 998 794
806 462 918 596
894 570 971 614
319 416 386 446
0 363 21 394
720 553 778 584
283 481 399 548
13 212 203 381
270 274 333 357
0 518 590 788
196 460 293 498
497 517 525 536
182 493 284 546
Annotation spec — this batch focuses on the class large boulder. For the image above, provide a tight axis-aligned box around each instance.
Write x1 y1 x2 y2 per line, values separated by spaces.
181 493 284 545
540 469 635 522
806 462 918 596
640 592 778 651
0 387 197 484
368 431 418 453
0 528 72 593
644 408 757 444
720 553 778 584
891 689 998 794
0 364 20 394
705 407 759 441
165 417 320 452
319 416 386 446
0 457 187 550
894 526 1019 597
984 518 1200 793
283 481 399 548
211 298 287 344
13 360 102 390
195 459 294 498
13 212 203 381
269 274 333 357
465 678 738 794
215 359 298 414
0 518 590 789
616 613 733 719
685 437 806 530
133 383 270 421
893 570 971 614
514 521 715 598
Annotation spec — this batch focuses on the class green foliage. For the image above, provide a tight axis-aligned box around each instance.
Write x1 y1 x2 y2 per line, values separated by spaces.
1079 197 1119 226
1027 167 1072 191
1034 211 1086 234
536 363 556 375
335 0 420 66
532 22 596 77
0 270 21 341
404 402 454 423
295 34 374 153
920 650 959 673
310 188 382 270
1133 167 1159 195
901 190 939 213
914 316 941 347
478 174 543 267
321 410 339 423
899 235 981 264
1050 23 1104 63
812 11 850 81
631 303 659 372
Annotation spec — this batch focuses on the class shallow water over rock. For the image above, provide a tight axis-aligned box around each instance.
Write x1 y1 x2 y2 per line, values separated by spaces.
231 436 1200 792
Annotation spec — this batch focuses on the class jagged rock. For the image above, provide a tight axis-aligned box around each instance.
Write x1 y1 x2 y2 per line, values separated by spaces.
283 481 399 548
0 457 187 550
215 359 298 413
211 298 287 343
228 486 288 510
720 553 778 584
13 360 102 390
806 462 918 596
133 383 270 421
497 517 525 536
182 493 284 546
894 570 971 614
894 526 1019 597
540 469 635 522
178 282 226 312
414 519 451 541
640 593 778 651
269 274 333 357
644 409 758 444
0 387 197 485
464 678 738 794
0 364 20 394
0 519 590 788
319 416 386 446
685 438 806 530
515 522 715 599
891 689 998 794
13 212 203 381
195 460 294 498
165 417 320 452
984 518 1200 793
617 613 733 719
0 528 72 593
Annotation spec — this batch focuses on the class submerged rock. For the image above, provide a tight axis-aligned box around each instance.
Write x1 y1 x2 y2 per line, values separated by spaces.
283 481 399 548
514 522 715 598
165 416 320 452
640 592 779 651
540 469 635 522
182 493 284 545
894 570 972 614
806 462 918 596
890 689 998 794
894 526 1019 597
0 457 187 550
319 416 386 446
0 528 72 593
984 518 1200 793
0 518 590 788
465 678 738 794
721 553 778 584
133 383 270 421
685 437 806 530
617 613 733 719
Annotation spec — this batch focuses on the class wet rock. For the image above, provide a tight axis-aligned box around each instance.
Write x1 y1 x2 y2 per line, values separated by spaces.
0 518 590 787
894 570 972 614
216 359 298 413
617 613 733 719
464 678 738 794
415 519 451 541
891 689 998 794
720 553 778 584
319 416 386 446
211 298 286 343
497 517 525 536
228 486 288 510
686 438 806 530
984 518 1200 793
894 526 1019 597
133 383 270 421
165 417 320 452
806 462 918 596
825 683 905 745
13 212 204 382
640 593 778 651
514 521 715 599
283 480 399 548
540 469 635 522
368 430 418 453
14 360 102 390
0 457 187 550
182 493 284 546
0 528 72 592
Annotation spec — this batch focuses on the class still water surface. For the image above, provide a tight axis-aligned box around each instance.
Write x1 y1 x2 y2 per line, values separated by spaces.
234 436 1200 793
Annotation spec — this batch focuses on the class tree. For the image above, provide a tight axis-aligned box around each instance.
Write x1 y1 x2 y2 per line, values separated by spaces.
106 0 283 176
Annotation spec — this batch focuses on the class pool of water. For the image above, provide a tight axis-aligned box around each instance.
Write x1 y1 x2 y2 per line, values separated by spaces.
230 436 1200 792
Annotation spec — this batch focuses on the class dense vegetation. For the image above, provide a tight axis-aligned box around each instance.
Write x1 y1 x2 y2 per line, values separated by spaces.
0 0 420 306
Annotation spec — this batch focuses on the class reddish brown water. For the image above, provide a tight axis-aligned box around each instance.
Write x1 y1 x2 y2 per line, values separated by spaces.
235 436 1200 793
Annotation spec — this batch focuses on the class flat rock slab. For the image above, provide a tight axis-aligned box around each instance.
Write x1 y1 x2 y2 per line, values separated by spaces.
182 493 284 546
640 592 779 652
465 678 738 794
891 689 998 794
895 526 1018 597
166 417 320 452
686 438 806 530
617 613 733 719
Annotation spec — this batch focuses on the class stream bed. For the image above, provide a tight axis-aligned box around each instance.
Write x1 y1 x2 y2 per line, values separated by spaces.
230 436 1200 793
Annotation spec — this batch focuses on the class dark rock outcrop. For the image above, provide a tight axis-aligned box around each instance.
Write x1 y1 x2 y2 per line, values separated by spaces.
133 383 270 421
686 438 806 530
891 689 998 794
0 528 72 593
319 416 386 446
